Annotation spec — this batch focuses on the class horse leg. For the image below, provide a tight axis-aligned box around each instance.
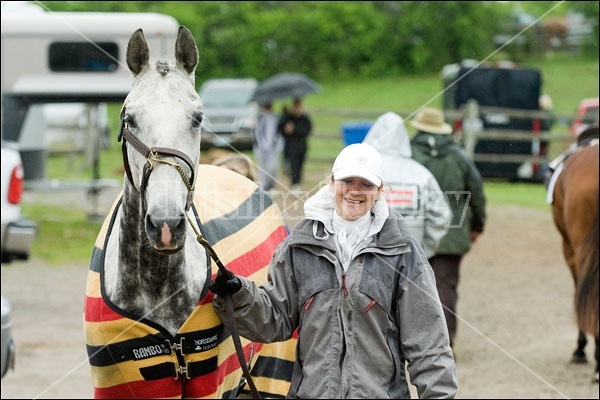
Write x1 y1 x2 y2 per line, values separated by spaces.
594 336 599 383
571 330 588 363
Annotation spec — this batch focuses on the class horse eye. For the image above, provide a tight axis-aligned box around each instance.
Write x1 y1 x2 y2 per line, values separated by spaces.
191 113 203 128
124 115 137 129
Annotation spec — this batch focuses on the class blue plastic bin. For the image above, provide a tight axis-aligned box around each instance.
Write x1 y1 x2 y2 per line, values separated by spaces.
341 121 374 146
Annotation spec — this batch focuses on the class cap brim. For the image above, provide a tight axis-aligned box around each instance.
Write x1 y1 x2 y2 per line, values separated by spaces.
410 120 452 134
333 168 381 186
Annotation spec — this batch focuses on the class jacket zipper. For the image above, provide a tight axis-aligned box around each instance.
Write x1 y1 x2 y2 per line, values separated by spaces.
365 300 376 312
341 273 348 296
304 295 315 310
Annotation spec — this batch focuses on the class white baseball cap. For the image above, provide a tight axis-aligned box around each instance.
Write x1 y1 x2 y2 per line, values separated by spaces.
332 143 383 186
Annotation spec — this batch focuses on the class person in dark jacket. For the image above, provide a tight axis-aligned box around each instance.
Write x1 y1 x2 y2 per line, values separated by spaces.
410 107 487 348
278 97 312 193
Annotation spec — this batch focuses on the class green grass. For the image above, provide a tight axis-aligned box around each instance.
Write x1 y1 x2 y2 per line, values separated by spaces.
483 181 550 210
22 203 103 265
26 56 598 265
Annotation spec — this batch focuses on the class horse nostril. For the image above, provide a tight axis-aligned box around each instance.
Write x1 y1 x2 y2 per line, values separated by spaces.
172 213 187 234
145 213 187 246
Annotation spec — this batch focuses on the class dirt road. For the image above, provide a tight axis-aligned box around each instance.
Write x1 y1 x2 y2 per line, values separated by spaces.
1 188 599 398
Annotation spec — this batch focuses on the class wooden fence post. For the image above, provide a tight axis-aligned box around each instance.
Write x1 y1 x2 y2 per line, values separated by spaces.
462 99 481 160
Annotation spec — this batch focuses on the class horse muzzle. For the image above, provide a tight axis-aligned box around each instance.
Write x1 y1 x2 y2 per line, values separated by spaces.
145 211 187 252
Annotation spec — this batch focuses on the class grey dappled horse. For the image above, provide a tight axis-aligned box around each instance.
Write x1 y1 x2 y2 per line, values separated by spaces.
84 26 294 398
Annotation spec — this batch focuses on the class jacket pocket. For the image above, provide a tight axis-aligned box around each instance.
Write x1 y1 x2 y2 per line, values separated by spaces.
359 254 399 316
297 273 336 308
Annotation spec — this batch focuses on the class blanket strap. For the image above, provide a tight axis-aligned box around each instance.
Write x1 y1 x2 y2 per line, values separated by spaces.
186 213 262 399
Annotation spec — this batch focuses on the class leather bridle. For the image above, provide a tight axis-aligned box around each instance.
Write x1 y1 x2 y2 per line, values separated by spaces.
118 105 195 213
117 104 263 398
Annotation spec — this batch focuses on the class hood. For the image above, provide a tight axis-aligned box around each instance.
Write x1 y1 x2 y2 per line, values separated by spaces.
363 112 411 158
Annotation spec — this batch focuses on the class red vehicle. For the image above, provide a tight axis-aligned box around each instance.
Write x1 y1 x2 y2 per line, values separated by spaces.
570 97 599 136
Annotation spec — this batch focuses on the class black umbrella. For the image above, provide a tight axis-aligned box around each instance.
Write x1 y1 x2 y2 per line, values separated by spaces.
252 72 321 103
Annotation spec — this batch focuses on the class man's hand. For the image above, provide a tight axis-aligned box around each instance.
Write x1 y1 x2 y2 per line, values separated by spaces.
470 231 481 244
209 270 242 296
284 121 295 135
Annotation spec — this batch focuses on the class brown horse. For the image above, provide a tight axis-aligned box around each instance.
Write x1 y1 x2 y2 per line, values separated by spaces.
549 125 599 382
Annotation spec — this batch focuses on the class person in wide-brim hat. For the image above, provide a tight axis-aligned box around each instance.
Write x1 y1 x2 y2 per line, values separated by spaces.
409 105 487 350
410 107 453 134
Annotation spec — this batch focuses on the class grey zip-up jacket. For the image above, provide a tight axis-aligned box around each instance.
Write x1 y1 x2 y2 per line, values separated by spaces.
213 187 457 399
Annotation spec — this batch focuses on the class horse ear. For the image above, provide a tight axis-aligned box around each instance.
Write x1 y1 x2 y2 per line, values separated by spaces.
126 28 150 76
175 26 199 76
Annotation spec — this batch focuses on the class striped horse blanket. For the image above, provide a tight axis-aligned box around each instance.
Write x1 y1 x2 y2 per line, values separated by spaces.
84 165 296 398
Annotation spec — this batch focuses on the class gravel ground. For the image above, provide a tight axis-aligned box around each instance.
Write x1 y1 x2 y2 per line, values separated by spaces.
1 185 599 399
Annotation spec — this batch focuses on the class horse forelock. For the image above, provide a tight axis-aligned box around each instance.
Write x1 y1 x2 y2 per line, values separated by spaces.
125 68 200 138
152 56 197 83
156 59 170 76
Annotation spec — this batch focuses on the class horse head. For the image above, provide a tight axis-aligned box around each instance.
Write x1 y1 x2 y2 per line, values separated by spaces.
120 26 202 253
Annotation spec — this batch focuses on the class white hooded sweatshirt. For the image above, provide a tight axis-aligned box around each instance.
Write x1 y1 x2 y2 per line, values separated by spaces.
363 112 451 258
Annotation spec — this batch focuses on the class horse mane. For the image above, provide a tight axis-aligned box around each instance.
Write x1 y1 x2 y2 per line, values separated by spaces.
577 125 599 147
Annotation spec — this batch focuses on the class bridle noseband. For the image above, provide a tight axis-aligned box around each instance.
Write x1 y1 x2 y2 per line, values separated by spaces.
118 105 195 212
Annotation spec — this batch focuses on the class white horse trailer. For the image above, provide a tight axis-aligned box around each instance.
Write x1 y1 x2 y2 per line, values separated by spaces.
1 5 179 180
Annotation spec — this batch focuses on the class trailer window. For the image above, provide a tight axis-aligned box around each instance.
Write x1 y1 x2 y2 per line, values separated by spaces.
48 42 119 72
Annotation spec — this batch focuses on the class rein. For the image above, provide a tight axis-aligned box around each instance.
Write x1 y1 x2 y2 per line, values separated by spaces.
118 105 262 399
185 214 262 399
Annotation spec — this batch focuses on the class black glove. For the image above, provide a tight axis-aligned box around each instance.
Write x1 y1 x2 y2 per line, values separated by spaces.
209 269 242 296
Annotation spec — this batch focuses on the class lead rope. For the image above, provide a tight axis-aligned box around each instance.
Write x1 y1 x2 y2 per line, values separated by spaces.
185 213 262 399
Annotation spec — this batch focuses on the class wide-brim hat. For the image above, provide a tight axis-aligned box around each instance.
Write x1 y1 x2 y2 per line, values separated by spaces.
332 143 383 187
410 107 453 134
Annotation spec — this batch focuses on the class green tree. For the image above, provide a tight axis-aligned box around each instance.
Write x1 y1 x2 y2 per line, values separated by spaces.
40 1 598 79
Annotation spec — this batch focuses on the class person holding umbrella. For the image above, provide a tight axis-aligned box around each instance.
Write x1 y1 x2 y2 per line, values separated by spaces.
278 97 312 193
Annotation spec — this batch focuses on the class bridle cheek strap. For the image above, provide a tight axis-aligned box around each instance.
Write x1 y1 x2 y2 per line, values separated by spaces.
118 108 196 211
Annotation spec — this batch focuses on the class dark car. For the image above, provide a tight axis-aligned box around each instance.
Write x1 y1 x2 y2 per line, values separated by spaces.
198 78 258 151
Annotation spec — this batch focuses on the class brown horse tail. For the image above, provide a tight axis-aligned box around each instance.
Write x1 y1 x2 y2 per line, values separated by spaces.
575 208 599 337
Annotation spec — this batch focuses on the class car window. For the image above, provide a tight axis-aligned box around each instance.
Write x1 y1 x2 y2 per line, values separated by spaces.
582 106 598 125
200 85 255 108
